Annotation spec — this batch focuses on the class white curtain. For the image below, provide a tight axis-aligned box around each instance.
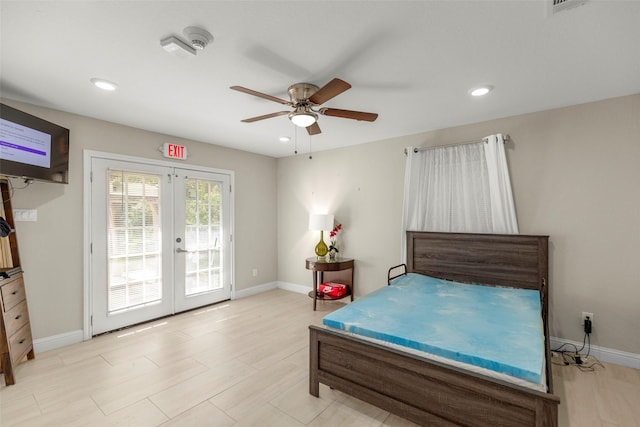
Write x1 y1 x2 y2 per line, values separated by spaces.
484 134 519 234
401 134 518 261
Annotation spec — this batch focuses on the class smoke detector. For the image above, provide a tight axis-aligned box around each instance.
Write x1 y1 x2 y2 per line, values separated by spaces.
183 26 213 50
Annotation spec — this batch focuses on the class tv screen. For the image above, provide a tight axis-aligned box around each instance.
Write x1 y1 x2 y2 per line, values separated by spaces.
0 103 70 184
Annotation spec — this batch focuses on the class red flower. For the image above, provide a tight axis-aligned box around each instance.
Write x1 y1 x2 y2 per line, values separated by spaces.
329 223 342 238
329 223 342 253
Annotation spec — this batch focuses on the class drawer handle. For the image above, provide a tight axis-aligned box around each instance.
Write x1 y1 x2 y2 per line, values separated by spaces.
15 314 22 320
11 290 18 295
18 338 25 344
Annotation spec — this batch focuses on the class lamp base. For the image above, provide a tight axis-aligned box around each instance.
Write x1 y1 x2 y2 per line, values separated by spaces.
314 231 329 257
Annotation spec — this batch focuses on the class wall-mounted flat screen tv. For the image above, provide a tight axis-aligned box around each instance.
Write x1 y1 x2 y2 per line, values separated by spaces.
0 103 70 184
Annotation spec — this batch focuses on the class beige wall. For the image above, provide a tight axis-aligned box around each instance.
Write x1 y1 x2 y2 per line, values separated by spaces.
277 94 640 354
1 99 278 340
3 94 638 355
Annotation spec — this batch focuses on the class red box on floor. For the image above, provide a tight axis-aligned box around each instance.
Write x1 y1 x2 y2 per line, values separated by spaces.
318 282 348 298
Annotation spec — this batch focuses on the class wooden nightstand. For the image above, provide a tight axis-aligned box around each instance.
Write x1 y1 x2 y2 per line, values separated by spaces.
305 257 354 310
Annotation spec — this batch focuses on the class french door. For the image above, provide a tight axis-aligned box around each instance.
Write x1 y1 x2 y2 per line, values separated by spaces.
173 169 231 312
90 157 232 335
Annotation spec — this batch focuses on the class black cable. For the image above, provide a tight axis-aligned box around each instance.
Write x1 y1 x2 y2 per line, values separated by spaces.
552 342 578 354
6 177 33 197
585 333 591 359
552 330 602 371
579 332 587 353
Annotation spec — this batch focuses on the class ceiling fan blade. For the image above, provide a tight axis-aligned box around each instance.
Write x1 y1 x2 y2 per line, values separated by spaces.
319 108 378 122
308 78 352 105
306 122 321 135
230 86 291 106
241 111 290 123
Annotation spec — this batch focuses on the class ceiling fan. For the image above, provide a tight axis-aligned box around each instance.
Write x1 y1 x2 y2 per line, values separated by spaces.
230 78 378 135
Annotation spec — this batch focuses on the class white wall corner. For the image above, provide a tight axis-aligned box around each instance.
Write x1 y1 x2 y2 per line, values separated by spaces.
550 336 640 369
33 329 84 354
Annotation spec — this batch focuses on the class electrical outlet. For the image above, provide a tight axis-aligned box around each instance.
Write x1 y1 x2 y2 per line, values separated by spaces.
581 312 594 325
252 268 258 277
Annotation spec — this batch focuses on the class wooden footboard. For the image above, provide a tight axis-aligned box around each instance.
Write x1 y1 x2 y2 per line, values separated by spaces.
310 325 559 427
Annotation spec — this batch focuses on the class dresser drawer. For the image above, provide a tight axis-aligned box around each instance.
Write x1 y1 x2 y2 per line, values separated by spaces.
9 323 33 364
1 276 26 312
4 299 30 335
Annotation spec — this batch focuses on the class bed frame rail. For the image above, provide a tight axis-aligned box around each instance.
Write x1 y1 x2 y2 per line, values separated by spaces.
310 326 559 427
387 263 407 285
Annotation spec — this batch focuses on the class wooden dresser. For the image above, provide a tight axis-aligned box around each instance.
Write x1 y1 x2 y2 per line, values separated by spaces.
0 268 34 385
1 178 35 385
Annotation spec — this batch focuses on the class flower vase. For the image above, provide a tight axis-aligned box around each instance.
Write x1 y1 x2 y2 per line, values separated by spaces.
328 251 336 261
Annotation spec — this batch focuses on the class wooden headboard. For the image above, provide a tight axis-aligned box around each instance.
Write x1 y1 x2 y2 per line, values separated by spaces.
406 231 549 316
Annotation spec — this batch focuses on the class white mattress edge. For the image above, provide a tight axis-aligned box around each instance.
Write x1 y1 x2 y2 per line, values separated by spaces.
323 325 548 393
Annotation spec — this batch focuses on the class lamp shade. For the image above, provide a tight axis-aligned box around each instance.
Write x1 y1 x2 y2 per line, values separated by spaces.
309 214 334 231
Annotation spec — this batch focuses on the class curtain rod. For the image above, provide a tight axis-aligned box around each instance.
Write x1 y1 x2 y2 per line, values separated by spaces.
408 134 511 154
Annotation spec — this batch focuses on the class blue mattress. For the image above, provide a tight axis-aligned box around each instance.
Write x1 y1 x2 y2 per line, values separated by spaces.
322 273 545 384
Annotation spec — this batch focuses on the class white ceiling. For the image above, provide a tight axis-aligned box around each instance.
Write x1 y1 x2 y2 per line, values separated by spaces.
1 1 639 158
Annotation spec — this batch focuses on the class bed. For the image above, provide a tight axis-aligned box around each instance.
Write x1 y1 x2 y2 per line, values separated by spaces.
309 231 559 426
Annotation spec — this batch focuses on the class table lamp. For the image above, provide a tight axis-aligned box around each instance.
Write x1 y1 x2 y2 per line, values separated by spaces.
309 214 334 258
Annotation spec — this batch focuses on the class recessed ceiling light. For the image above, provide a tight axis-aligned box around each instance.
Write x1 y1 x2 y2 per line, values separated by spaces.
279 136 291 143
91 78 118 91
469 85 493 97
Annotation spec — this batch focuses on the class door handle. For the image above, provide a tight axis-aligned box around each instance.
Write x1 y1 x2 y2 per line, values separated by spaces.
176 247 219 253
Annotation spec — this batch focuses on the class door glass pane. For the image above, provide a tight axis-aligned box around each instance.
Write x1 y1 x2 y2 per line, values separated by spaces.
107 171 162 313
184 178 222 295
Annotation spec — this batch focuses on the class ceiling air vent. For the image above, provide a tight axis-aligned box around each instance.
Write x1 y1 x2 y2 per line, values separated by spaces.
548 0 589 15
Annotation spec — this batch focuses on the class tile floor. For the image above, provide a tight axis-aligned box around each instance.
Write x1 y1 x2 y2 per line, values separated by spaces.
1 289 639 426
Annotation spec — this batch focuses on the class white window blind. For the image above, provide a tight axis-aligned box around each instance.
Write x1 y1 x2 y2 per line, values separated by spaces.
107 170 163 313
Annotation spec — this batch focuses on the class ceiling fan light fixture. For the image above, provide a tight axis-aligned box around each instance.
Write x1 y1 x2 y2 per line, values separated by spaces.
289 110 317 128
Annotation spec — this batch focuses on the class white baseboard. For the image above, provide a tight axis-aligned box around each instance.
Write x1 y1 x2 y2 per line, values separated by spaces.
33 329 84 353
277 281 312 295
550 336 640 369
233 281 278 299
234 281 311 298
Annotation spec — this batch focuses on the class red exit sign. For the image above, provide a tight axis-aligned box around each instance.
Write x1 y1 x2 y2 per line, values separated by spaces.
163 143 188 160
